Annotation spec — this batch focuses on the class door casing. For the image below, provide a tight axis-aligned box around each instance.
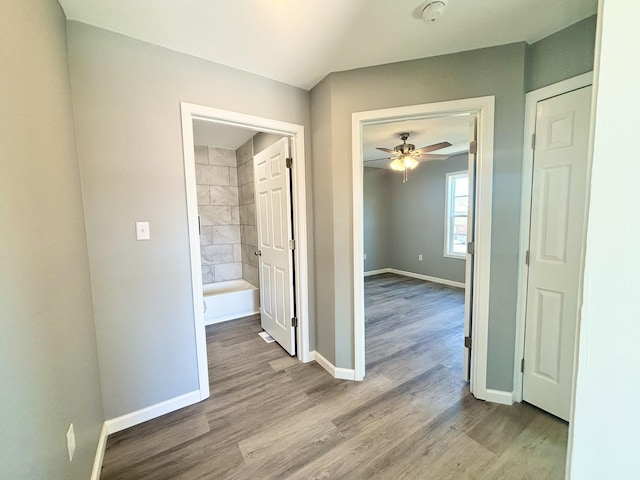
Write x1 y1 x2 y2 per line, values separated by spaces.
352 96 496 402
180 102 311 401
514 72 593 404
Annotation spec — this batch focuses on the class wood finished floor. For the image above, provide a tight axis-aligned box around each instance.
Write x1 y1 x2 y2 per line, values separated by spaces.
100 273 568 479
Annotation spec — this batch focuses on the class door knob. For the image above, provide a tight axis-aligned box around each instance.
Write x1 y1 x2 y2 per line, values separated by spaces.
254 250 262 256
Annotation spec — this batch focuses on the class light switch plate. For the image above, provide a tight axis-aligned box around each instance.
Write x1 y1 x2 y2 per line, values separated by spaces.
136 221 150 240
418 254 423 261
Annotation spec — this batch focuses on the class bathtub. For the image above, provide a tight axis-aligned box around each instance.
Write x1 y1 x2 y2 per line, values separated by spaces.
202 279 260 325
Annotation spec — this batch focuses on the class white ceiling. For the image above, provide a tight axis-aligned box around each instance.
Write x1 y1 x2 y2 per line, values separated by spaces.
58 0 597 90
363 115 471 169
192 120 257 149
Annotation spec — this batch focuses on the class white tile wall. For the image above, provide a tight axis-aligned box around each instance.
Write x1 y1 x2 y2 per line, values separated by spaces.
209 186 239 206
199 205 234 226
201 245 234 265
207 147 236 167
211 225 241 245
215 263 243 282
196 145 242 284
195 164 230 186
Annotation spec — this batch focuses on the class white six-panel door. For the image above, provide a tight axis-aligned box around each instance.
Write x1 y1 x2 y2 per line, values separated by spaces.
523 86 592 420
253 138 296 355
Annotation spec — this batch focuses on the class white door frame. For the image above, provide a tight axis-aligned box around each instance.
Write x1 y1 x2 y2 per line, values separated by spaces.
352 96 495 401
513 72 593 402
180 102 311 400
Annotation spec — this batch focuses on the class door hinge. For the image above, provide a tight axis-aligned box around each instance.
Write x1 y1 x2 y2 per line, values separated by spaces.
464 336 472 349
286 157 293 169
525 250 530 266
469 140 477 155
531 133 536 150
467 242 475 255
198 215 201 235
288 239 295 250
291 317 298 328
521 358 525 373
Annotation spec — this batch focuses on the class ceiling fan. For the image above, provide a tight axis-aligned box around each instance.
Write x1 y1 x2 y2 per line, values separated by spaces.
373 132 452 182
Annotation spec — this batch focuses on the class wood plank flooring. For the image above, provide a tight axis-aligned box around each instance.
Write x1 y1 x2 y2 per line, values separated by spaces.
100 273 568 479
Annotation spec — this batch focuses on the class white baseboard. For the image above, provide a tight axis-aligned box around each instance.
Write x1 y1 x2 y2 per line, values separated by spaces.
364 268 391 277
484 388 514 405
303 350 316 363
387 268 465 289
90 422 108 480
204 309 260 326
312 350 356 380
105 390 201 435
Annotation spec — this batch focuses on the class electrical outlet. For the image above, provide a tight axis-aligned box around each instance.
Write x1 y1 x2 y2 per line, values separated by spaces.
418 254 423 261
136 221 150 240
66 423 76 462
363 253 367 260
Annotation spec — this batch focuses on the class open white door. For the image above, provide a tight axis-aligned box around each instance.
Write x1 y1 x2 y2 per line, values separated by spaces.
463 117 477 382
522 86 592 420
254 138 296 355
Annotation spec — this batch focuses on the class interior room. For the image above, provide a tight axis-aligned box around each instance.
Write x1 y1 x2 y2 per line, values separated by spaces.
363 115 470 373
3 1 639 479
191 120 262 324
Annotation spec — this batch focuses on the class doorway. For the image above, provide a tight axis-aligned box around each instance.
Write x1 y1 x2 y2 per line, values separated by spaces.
352 97 496 402
180 103 312 400
515 73 593 420
362 114 474 384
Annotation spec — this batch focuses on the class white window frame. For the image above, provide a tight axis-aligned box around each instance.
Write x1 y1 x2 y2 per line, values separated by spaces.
444 170 469 259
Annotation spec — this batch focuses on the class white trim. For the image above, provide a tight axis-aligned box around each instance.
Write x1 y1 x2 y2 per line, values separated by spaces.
180 103 313 398
352 97 494 397
104 390 201 435
90 423 108 480
388 268 465 289
180 109 209 401
364 268 391 277
484 389 515 406
444 169 470 260
312 350 356 380
364 267 465 288
204 310 260 326
514 72 593 403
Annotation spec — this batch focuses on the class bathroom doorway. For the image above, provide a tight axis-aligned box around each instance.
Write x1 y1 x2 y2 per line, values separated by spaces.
180 103 312 400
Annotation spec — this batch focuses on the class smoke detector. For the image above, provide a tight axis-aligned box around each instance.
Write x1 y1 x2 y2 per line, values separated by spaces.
421 1 447 23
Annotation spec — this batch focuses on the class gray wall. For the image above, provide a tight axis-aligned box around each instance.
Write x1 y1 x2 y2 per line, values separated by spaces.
253 132 285 156
363 168 391 272
67 22 312 419
311 43 527 390
388 154 468 283
364 155 468 283
0 2 104 478
526 15 597 92
310 77 336 364
195 146 242 284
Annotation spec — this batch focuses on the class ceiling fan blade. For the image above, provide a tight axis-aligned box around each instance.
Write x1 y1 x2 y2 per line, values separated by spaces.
375 147 397 154
416 154 450 162
363 157 394 163
413 141 452 154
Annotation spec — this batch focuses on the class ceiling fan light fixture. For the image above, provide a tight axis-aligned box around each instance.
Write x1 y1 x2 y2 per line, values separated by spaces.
403 156 419 169
390 158 405 171
421 1 447 23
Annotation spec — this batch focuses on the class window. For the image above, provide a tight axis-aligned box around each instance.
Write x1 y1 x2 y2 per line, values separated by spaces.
445 171 469 259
